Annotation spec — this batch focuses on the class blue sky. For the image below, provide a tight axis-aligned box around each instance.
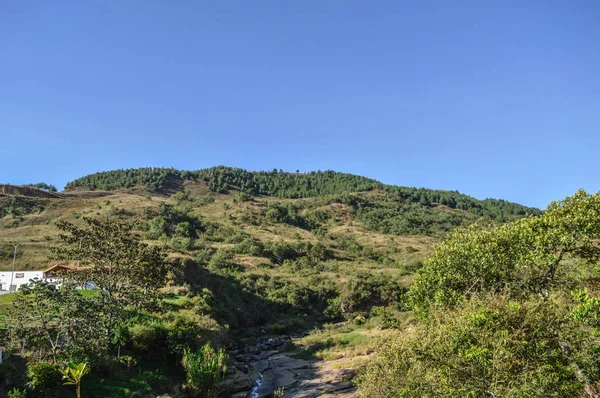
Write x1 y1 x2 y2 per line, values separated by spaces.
1 1 598 209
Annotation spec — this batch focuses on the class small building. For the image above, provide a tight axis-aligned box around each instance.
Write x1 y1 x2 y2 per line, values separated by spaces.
42 264 89 282
0 271 43 292
0 264 95 292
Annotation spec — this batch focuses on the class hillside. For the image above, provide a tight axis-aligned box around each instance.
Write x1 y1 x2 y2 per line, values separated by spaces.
1 167 540 273
0 167 543 396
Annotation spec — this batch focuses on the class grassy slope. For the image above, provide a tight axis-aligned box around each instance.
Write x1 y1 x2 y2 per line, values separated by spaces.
0 182 433 275
0 192 166 271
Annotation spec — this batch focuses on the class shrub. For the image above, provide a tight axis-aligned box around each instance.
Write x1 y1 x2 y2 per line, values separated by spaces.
207 250 240 272
405 245 418 253
27 361 62 392
8 388 27 398
182 343 229 397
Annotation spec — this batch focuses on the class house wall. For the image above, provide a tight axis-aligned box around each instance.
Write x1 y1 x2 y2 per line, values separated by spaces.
0 271 44 291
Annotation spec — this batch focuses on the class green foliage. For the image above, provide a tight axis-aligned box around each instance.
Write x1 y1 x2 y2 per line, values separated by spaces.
61 362 90 398
65 167 180 192
27 361 62 392
84 368 168 397
8 279 100 362
265 201 313 229
125 307 225 362
195 166 382 197
273 386 285 398
65 166 539 227
8 388 27 398
232 236 264 256
0 196 45 218
119 355 137 371
207 250 239 273
337 273 406 314
146 202 204 241
358 190 600 398
181 343 228 397
22 182 57 192
263 241 300 265
408 190 600 315
48 218 171 355
356 296 587 397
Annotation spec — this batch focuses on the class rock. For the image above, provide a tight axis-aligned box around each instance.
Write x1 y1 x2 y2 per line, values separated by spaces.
221 369 254 395
270 355 315 370
321 381 354 393
258 350 279 360
236 364 250 374
250 359 270 373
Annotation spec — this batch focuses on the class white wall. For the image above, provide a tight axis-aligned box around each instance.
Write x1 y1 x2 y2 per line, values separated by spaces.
0 271 44 291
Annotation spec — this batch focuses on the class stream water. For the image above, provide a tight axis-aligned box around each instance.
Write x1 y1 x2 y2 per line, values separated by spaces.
248 372 264 398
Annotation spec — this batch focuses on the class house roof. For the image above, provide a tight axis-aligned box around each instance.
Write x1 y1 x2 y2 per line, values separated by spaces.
43 264 91 273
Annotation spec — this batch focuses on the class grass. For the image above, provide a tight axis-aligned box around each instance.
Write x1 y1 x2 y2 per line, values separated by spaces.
0 293 15 315
77 289 100 297
291 321 400 362
0 192 163 271
0 293 14 327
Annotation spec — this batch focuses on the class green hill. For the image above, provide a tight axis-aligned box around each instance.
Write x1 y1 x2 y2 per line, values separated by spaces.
0 166 544 396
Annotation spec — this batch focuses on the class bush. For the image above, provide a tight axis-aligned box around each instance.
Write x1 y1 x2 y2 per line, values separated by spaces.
233 237 264 256
27 361 62 392
207 250 240 272
355 296 587 397
8 388 27 398
170 236 194 251
182 343 229 397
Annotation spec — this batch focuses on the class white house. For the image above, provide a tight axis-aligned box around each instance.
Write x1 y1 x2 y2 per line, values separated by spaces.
0 271 44 292
0 264 98 292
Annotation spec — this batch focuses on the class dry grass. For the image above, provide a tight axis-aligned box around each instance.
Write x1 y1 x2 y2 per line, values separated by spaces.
0 187 441 285
0 192 164 271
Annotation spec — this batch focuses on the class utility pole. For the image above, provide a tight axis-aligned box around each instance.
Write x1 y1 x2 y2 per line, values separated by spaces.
10 244 19 292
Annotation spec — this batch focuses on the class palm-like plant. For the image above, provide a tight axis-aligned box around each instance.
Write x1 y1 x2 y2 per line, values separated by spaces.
61 362 90 398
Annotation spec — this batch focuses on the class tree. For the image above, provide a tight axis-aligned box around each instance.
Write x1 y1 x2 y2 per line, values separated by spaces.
50 217 171 353
8 279 101 362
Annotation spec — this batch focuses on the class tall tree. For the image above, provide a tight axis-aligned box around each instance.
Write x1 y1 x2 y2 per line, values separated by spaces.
8 279 101 362
50 217 171 350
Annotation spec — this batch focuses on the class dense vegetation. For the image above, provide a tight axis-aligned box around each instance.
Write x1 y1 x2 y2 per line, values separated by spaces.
4 165 579 398
22 183 57 192
64 166 540 229
356 190 600 397
0 196 45 218
65 167 180 193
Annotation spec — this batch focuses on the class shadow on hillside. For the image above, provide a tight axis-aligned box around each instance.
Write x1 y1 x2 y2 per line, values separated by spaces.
180 260 313 336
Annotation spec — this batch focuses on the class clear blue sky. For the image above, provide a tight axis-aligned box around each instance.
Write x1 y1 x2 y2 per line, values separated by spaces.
1 1 598 209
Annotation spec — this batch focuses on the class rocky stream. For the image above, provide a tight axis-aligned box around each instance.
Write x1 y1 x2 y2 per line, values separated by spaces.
222 335 359 398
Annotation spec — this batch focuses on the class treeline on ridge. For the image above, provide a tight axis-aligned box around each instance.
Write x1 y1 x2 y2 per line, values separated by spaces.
64 166 541 225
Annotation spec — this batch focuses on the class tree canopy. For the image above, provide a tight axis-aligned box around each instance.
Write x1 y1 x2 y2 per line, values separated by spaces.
8 217 171 363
